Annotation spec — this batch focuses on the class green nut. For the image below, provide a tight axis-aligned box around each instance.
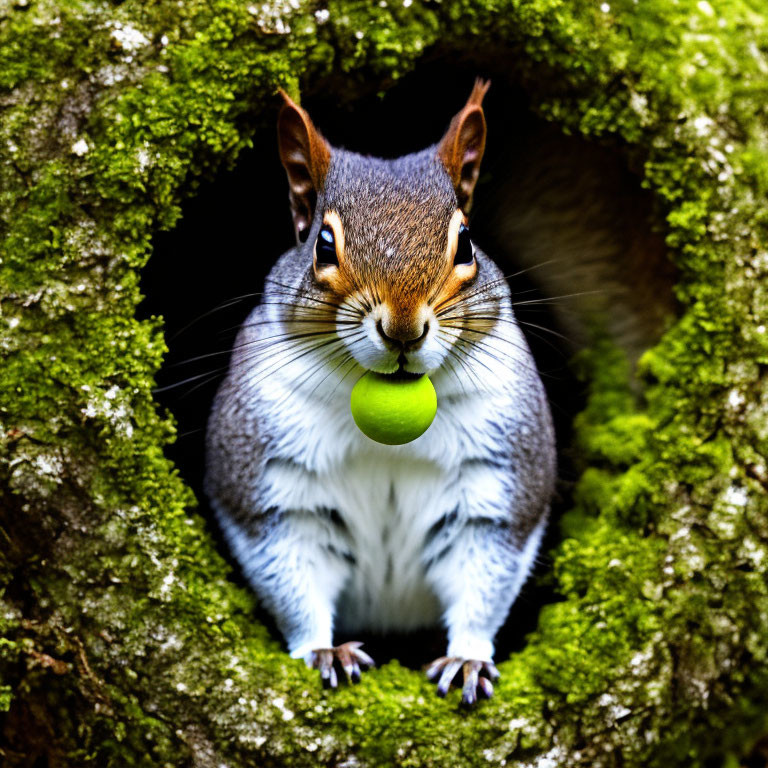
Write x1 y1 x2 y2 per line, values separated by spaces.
350 372 438 445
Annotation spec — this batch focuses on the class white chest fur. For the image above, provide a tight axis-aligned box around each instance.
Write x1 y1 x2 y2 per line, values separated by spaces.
209 288 554 663
250 340 531 633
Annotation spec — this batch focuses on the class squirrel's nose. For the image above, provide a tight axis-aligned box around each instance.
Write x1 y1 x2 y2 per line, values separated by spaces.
377 318 429 351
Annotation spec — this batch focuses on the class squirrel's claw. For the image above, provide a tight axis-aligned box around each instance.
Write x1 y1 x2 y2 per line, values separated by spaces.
434 658 463 698
425 656 500 706
477 675 495 700
309 641 375 689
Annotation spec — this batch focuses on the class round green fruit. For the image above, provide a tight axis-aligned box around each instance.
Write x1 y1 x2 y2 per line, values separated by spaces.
350 372 437 445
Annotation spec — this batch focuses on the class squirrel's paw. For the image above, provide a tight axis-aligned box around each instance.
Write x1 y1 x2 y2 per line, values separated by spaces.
307 641 375 689
425 656 500 706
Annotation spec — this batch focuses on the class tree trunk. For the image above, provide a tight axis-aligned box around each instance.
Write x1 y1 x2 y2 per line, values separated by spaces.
2 1 768 766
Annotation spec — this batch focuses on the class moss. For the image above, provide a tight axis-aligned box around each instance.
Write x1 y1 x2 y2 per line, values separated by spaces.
2 0 768 765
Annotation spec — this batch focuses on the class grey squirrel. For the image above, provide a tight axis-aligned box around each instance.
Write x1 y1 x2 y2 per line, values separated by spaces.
204 80 556 706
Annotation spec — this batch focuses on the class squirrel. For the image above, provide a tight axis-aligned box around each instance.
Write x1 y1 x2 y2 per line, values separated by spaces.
204 80 556 706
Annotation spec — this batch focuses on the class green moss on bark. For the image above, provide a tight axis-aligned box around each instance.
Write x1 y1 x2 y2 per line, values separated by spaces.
2 0 768 765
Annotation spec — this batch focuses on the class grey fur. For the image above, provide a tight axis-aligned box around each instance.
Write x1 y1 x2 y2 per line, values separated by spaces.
205 134 556 698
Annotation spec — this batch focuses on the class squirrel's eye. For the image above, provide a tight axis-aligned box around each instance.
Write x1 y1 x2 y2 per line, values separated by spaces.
315 224 339 268
454 223 474 266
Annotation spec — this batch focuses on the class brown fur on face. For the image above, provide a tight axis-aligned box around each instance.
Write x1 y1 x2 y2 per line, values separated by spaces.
323 152 457 329
275 82 491 341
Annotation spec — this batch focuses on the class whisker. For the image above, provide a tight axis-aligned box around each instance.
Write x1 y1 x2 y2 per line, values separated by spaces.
168 328 350 368
171 283 363 342
153 368 230 394
234 339 349 398
169 294 260 342
515 320 571 343
435 293 502 317
446 316 569 360
439 337 486 391
322 349 368 404
427 262 455 306
511 291 602 306
256 297 362 319
438 322 535 361
289 330 368 401
514 325 570 358
434 290 500 317
161 323 360 397
437 282 601 319
262 289 363 308
432 260 564 314
435 287 599 322
268 344 353 409
234 314 360 332
313 351 358 404
178 371 230 400
175 427 205 439
445 335 510 381
236 331 367 397
440 313 571 344
439 326 546 380
218 309 358 335
262 278 351 310
508 287 543 299
261 281 369 320
347 288 373 315
432 336 473 397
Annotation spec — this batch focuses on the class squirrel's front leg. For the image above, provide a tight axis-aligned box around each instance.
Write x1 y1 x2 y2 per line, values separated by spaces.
423 503 548 706
217 507 373 688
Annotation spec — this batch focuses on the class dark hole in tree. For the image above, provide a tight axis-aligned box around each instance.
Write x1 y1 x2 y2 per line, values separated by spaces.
140 59 671 669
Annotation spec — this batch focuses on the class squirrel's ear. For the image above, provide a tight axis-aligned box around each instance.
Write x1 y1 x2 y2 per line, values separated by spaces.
437 79 490 211
277 90 332 242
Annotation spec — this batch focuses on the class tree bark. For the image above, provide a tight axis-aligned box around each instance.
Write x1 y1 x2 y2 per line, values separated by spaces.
2 0 768 766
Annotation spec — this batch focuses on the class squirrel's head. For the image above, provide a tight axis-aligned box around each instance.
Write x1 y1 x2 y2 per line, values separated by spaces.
276 80 500 378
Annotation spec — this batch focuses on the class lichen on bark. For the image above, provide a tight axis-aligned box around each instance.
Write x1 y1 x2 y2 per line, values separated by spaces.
2 0 768 766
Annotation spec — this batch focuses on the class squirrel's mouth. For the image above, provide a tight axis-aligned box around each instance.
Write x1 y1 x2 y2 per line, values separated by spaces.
364 351 430 381
381 368 423 382
378 356 424 381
